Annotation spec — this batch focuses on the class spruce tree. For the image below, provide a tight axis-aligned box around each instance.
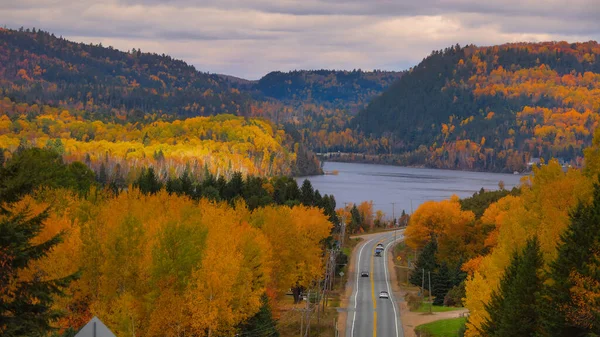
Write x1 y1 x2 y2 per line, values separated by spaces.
237 294 279 337
300 179 315 206
0 207 79 336
482 237 544 337
410 240 438 290
538 182 600 336
432 262 453 305
350 205 362 233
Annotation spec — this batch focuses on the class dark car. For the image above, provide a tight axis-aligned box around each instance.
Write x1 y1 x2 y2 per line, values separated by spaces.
361 271 369 277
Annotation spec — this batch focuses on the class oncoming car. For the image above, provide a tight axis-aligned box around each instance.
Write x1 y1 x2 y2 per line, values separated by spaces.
361 271 369 277
379 291 389 299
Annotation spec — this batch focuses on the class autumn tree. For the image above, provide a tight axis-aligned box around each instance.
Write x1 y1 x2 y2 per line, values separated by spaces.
464 161 593 336
538 182 600 336
405 197 476 265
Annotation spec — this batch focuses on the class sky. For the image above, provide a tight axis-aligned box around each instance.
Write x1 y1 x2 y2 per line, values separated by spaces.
2 0 599 79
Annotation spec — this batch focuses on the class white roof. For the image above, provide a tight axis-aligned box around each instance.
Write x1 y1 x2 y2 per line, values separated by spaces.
74 316 116 337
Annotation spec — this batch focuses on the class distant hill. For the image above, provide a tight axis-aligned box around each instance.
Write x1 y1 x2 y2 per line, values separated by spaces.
353 42 600 171
0 27 404 174
255 70 403 113
0 27 251 118
0 28 401 121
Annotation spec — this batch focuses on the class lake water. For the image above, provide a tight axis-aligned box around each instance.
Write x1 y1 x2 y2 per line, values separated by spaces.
297 162 523 219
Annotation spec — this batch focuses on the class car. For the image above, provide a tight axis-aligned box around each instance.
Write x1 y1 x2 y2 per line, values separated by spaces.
379 291 389 299
361 271 369 277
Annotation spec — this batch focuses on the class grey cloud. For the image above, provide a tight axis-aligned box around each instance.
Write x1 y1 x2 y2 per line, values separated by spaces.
0 0 598 79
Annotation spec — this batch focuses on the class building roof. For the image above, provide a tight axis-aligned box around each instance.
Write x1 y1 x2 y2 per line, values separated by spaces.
74 316 116 337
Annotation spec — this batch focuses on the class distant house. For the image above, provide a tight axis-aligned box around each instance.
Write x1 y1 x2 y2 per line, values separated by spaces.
527 157 541 168
74 317 116 337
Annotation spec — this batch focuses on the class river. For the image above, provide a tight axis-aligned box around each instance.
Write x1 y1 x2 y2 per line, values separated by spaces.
297 162 523 219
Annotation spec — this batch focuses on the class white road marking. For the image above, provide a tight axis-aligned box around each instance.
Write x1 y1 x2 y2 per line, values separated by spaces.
384 233 403 337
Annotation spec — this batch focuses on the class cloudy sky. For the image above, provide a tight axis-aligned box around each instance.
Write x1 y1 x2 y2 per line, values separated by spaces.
2 0 599 79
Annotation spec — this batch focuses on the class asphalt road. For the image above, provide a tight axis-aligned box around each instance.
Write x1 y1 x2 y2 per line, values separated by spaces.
346 231 404 337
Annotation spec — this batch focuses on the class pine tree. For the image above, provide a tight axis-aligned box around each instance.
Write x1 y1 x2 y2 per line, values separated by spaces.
410 240 438 289
538 182 600 336
134 167 163 194
350 205 362 233
432 262 453 305
482 237 544 337
237 294 279 337
97 162 107 185
300 179 315 206
0 207 79 336
0 148 6 167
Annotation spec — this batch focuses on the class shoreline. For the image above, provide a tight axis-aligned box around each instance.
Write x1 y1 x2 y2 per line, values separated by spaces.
320 156 534 175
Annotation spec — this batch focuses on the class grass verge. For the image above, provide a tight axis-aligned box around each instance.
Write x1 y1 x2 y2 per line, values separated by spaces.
414 303 463 313
415 317 466 337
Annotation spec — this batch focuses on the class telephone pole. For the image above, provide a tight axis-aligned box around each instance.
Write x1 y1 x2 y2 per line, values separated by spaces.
428 271 432 314
391 202 396 227
421 268 425 302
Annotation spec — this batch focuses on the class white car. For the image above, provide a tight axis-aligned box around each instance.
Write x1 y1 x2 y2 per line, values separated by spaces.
379 291 389 299
361 271 369 277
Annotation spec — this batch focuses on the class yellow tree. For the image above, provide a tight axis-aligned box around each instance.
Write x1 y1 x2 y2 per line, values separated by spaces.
405 196 475 264
463 161 593 336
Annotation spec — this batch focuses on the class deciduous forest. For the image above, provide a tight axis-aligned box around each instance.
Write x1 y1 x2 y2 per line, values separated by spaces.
404 126 600 336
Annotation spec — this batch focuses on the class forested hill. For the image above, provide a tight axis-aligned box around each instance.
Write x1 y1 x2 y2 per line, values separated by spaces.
0 28 254 119
255 70 403 112
0 28 401 121
353 42 600 171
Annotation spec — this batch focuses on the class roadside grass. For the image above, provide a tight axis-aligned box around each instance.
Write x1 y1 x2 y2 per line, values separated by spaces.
276 236 361 336
414 317 466 337
414 303 463 313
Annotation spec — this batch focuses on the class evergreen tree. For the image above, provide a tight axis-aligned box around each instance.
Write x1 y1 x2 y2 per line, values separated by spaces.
237 294 279 337
0 148 95 203
538 182 600 337
410 240 438 290
432 262 453 305
0 207 79 336
97 162 107 185
349 205 362 233
179 167 193 196
300 179 315 206
109 163 125 194
134 167 163 194
165 176 183 195
483 237 544 337
223 172 243 202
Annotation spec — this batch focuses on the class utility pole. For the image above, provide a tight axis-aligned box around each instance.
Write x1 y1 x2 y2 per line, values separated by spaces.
305 290 311 337
421 268 425 303
391 202 396 227
428 271 432 314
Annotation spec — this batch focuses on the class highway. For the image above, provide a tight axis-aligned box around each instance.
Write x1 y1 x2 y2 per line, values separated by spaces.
346 231 404 337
